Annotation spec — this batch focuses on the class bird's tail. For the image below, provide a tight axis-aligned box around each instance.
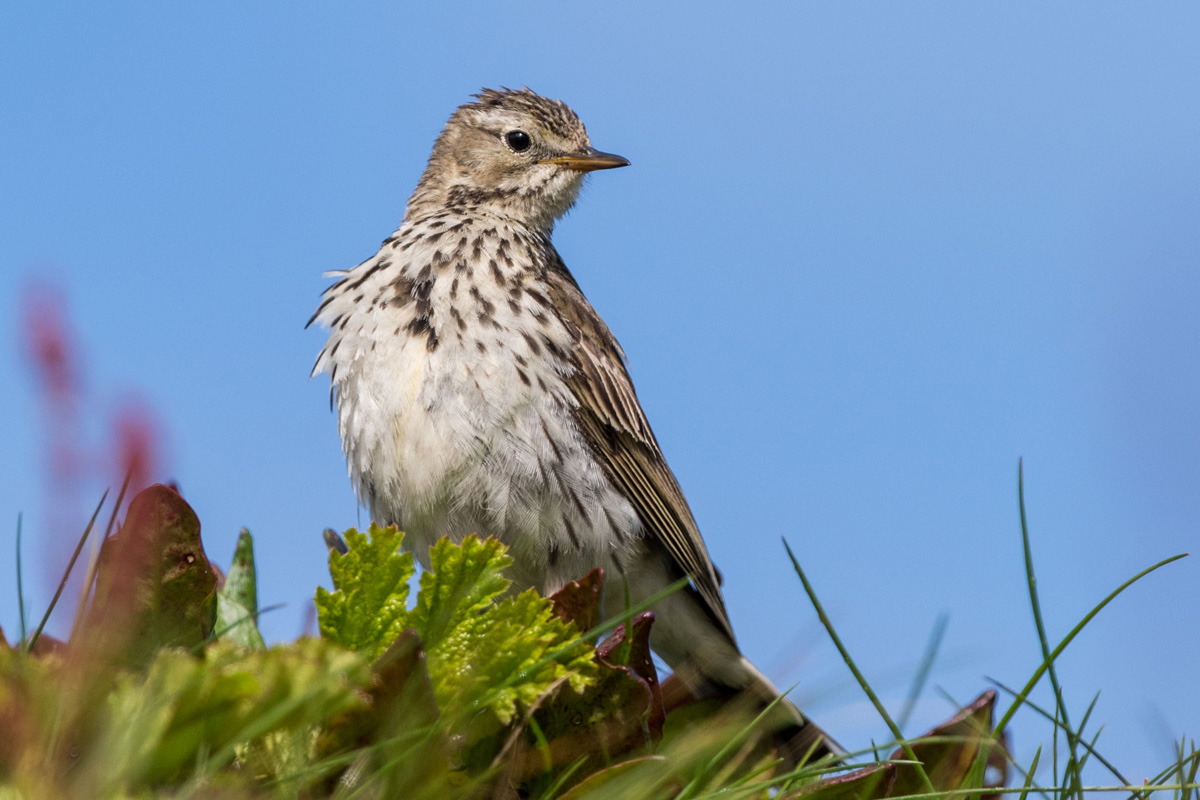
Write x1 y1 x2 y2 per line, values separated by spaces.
671 653 843 768
733 655 844 766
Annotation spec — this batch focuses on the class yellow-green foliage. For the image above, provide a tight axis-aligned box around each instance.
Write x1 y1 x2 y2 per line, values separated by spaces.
316 526 598 723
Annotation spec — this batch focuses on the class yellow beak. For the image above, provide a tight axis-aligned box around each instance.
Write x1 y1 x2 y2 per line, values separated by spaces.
540 147 630 172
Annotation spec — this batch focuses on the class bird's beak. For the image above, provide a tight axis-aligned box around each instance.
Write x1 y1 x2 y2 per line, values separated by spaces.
540 147 630 172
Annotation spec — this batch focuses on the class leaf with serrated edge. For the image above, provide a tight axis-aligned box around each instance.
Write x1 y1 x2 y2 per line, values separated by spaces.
428 587 596 723
411 535 511 650
315 524 414 661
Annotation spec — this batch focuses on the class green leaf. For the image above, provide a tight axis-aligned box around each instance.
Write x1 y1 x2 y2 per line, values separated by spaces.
214 528 265 649
315 531 598 728
314 524 414 661
214 593 266 650
224 527 258 616
428 587 597 724
410 534 512 650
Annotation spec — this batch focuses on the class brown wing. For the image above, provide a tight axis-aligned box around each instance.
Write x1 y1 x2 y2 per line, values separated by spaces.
544 261 736 643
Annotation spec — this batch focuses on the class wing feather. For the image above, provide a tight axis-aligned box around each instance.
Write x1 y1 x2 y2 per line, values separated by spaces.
544 260 735 642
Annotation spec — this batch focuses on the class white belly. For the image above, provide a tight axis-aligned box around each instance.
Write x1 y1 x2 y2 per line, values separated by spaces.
324 236 643 593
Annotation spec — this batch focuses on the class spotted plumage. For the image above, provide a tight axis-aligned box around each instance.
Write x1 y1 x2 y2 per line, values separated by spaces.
310 87 839 763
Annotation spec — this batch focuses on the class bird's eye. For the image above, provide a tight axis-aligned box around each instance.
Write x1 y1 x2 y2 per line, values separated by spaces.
505 130 532 152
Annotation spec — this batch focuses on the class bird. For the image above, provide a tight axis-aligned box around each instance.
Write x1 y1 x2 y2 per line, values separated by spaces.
309 87 839 763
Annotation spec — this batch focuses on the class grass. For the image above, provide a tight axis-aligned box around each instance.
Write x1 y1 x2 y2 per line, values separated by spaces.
0 461 1195 799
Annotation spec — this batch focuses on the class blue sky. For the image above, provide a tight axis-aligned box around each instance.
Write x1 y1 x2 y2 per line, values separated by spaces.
2 1 1197 782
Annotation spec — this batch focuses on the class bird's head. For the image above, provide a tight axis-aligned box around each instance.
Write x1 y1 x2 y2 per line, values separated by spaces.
406 87 629 231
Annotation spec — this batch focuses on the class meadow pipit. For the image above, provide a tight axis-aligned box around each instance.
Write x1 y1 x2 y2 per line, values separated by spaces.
311 88 839 762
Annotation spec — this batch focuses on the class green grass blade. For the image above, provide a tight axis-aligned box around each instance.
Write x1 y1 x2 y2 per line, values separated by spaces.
199 602 286 650
993 547 1187 738
1072 693 1101 776
1185 739 1194 800
784 537 936 795
990 678 1139 796
70 470 133 640
676 688 801 799
898 613 948 733
1017 746 1042 800
995 463 1189 757
71 472 132 633
1013 460 1080 792
1146 739 1200 787
28 489 108 651
16 512 28 644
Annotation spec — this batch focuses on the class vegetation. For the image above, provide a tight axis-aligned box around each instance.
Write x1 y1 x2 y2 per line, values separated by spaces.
0 468 1194 798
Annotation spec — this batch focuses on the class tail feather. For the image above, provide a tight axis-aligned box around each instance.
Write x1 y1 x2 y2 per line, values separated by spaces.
735 656 843 766
618 559 841 765
774 714 843 768
671 653 843 767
